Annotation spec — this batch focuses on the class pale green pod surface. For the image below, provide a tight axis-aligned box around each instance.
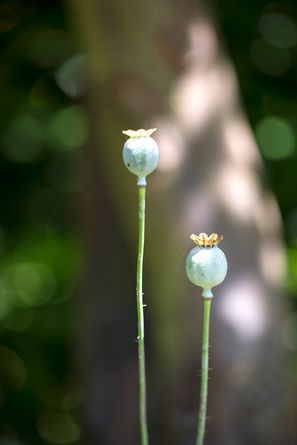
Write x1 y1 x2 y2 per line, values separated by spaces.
123 136 159 179
186 246 227 297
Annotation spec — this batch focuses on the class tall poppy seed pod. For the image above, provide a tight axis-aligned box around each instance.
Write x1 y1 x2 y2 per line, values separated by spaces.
122 128 159 186
121 128 159 445
186 233 228 298
188 234 228 445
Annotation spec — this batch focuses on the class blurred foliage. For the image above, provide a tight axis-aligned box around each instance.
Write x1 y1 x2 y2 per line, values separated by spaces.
0 0 297 444
0 1 84 444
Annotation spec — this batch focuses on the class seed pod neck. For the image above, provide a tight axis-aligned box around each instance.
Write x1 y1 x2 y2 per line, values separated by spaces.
201 289 213 299
137 176 147 186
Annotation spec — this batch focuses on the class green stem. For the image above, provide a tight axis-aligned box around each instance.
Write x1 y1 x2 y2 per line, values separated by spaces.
136 185 149 445
196 298 212 445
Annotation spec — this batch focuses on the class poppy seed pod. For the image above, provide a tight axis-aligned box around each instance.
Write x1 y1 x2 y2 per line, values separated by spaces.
186 233 227 298
122 128 159 185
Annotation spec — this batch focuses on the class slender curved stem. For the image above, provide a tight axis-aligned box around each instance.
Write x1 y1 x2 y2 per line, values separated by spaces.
136 185 149 445
196 298 212 445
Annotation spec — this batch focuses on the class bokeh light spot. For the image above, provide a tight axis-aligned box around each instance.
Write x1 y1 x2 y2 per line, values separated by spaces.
250 39 291 76
255 116 295 160
2 261 56 308
55 55 87 98
13 262 56 306
36 411 80 444
259 13 297 48
49 106 88 149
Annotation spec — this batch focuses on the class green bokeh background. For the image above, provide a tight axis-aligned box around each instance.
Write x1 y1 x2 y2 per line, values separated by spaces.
0 0 297 444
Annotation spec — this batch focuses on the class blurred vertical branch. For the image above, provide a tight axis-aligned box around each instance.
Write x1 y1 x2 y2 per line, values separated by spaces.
65 0 297 444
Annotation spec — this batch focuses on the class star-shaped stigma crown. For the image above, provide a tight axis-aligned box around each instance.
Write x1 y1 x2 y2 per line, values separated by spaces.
122 128 157 138
190 233 223 247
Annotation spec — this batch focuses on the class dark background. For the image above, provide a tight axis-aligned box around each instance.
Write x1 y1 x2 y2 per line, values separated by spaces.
0 1 297 445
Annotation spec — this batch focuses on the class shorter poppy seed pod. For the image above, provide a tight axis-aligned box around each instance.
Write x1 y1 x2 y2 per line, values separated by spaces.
186 233 227 298
122 128 159 186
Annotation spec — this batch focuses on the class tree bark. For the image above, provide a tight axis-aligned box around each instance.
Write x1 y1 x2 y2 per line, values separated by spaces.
67 0 297 444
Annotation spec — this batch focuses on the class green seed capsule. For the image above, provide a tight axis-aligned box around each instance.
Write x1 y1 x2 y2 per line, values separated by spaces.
122 128 159 185
186 233 228 298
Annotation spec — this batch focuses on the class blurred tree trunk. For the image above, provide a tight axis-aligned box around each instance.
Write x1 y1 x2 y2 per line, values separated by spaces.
67 0 296 444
